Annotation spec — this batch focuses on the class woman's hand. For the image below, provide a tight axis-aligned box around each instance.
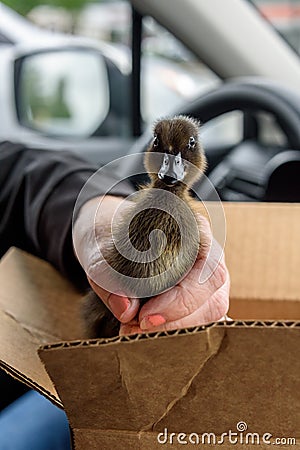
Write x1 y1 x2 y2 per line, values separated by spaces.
73 196 230 335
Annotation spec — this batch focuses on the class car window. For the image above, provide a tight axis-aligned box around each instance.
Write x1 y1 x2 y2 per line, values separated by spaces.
20 0 242 147
250 0 300 54
140 16 219 124
254 111 288 146
200 112 244 147
12 0 253 148
73 0 220 127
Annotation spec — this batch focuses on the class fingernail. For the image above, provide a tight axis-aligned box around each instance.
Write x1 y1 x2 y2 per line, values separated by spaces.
140 314 166 330
108 295 131 320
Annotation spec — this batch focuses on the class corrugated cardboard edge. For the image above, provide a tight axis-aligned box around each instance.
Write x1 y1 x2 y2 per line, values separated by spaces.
35 320 300 412
0 360 63 409
39 319 300 351
2 318 299 412
37 320 300 450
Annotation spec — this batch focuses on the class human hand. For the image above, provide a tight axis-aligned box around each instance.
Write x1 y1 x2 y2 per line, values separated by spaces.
73 196 230 335
73 195 141 323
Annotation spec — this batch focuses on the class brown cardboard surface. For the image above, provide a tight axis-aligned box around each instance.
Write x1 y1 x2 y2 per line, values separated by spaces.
0 202 300 450
39 327 225 431
0 248 83 406
224 203 300 319
39 323 300 439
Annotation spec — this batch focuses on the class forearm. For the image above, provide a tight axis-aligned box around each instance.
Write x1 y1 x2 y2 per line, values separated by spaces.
0 142 134 287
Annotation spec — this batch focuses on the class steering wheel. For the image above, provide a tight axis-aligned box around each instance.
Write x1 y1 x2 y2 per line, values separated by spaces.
123 78 300 201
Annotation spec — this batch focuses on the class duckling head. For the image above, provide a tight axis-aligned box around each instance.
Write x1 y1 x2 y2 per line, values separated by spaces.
144 115 206 191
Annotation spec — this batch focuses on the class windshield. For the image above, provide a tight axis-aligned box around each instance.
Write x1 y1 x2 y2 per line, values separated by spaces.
250 0 300 54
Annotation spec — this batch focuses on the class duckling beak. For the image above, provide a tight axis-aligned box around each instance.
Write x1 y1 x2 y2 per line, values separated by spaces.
158 152 185 186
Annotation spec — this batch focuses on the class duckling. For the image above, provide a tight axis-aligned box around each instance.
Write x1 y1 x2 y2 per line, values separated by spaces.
82 115 207 338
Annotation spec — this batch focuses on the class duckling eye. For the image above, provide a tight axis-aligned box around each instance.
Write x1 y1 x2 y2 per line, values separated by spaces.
153 135 159 147
188 136 196 149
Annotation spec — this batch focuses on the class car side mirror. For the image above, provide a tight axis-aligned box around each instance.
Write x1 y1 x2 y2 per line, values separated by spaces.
15 48 109 137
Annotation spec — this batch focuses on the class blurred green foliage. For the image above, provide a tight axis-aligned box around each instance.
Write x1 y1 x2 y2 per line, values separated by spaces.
2 0 96 15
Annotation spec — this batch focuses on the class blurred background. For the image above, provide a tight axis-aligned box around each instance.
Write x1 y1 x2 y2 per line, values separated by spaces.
0 0 300 143
3 0 300 128
4 0 300 53
2 0 300 202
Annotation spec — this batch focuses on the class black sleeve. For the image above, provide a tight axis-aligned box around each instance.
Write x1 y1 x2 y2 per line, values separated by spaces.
0 141 134 289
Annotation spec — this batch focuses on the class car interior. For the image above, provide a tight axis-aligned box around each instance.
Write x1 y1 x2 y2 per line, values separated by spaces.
121 0 300 202
1 0 300 422
2 0 300 202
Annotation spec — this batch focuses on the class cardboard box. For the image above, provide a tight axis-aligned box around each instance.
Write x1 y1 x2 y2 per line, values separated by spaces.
0 202 299 449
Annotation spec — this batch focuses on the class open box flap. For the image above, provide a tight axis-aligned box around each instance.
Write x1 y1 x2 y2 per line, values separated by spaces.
224 203 300 319
39 325 225 430
0 248 83 406
39 322 300 436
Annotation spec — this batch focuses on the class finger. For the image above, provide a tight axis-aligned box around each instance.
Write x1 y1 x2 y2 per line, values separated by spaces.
88 277 140 323
195 214 213 259
119 319 143 336
139 272 230 332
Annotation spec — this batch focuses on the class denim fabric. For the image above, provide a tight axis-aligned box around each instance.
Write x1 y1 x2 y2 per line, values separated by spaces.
0 391 71 450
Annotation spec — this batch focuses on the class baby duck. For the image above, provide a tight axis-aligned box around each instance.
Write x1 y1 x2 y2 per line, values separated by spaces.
82 115 207 338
